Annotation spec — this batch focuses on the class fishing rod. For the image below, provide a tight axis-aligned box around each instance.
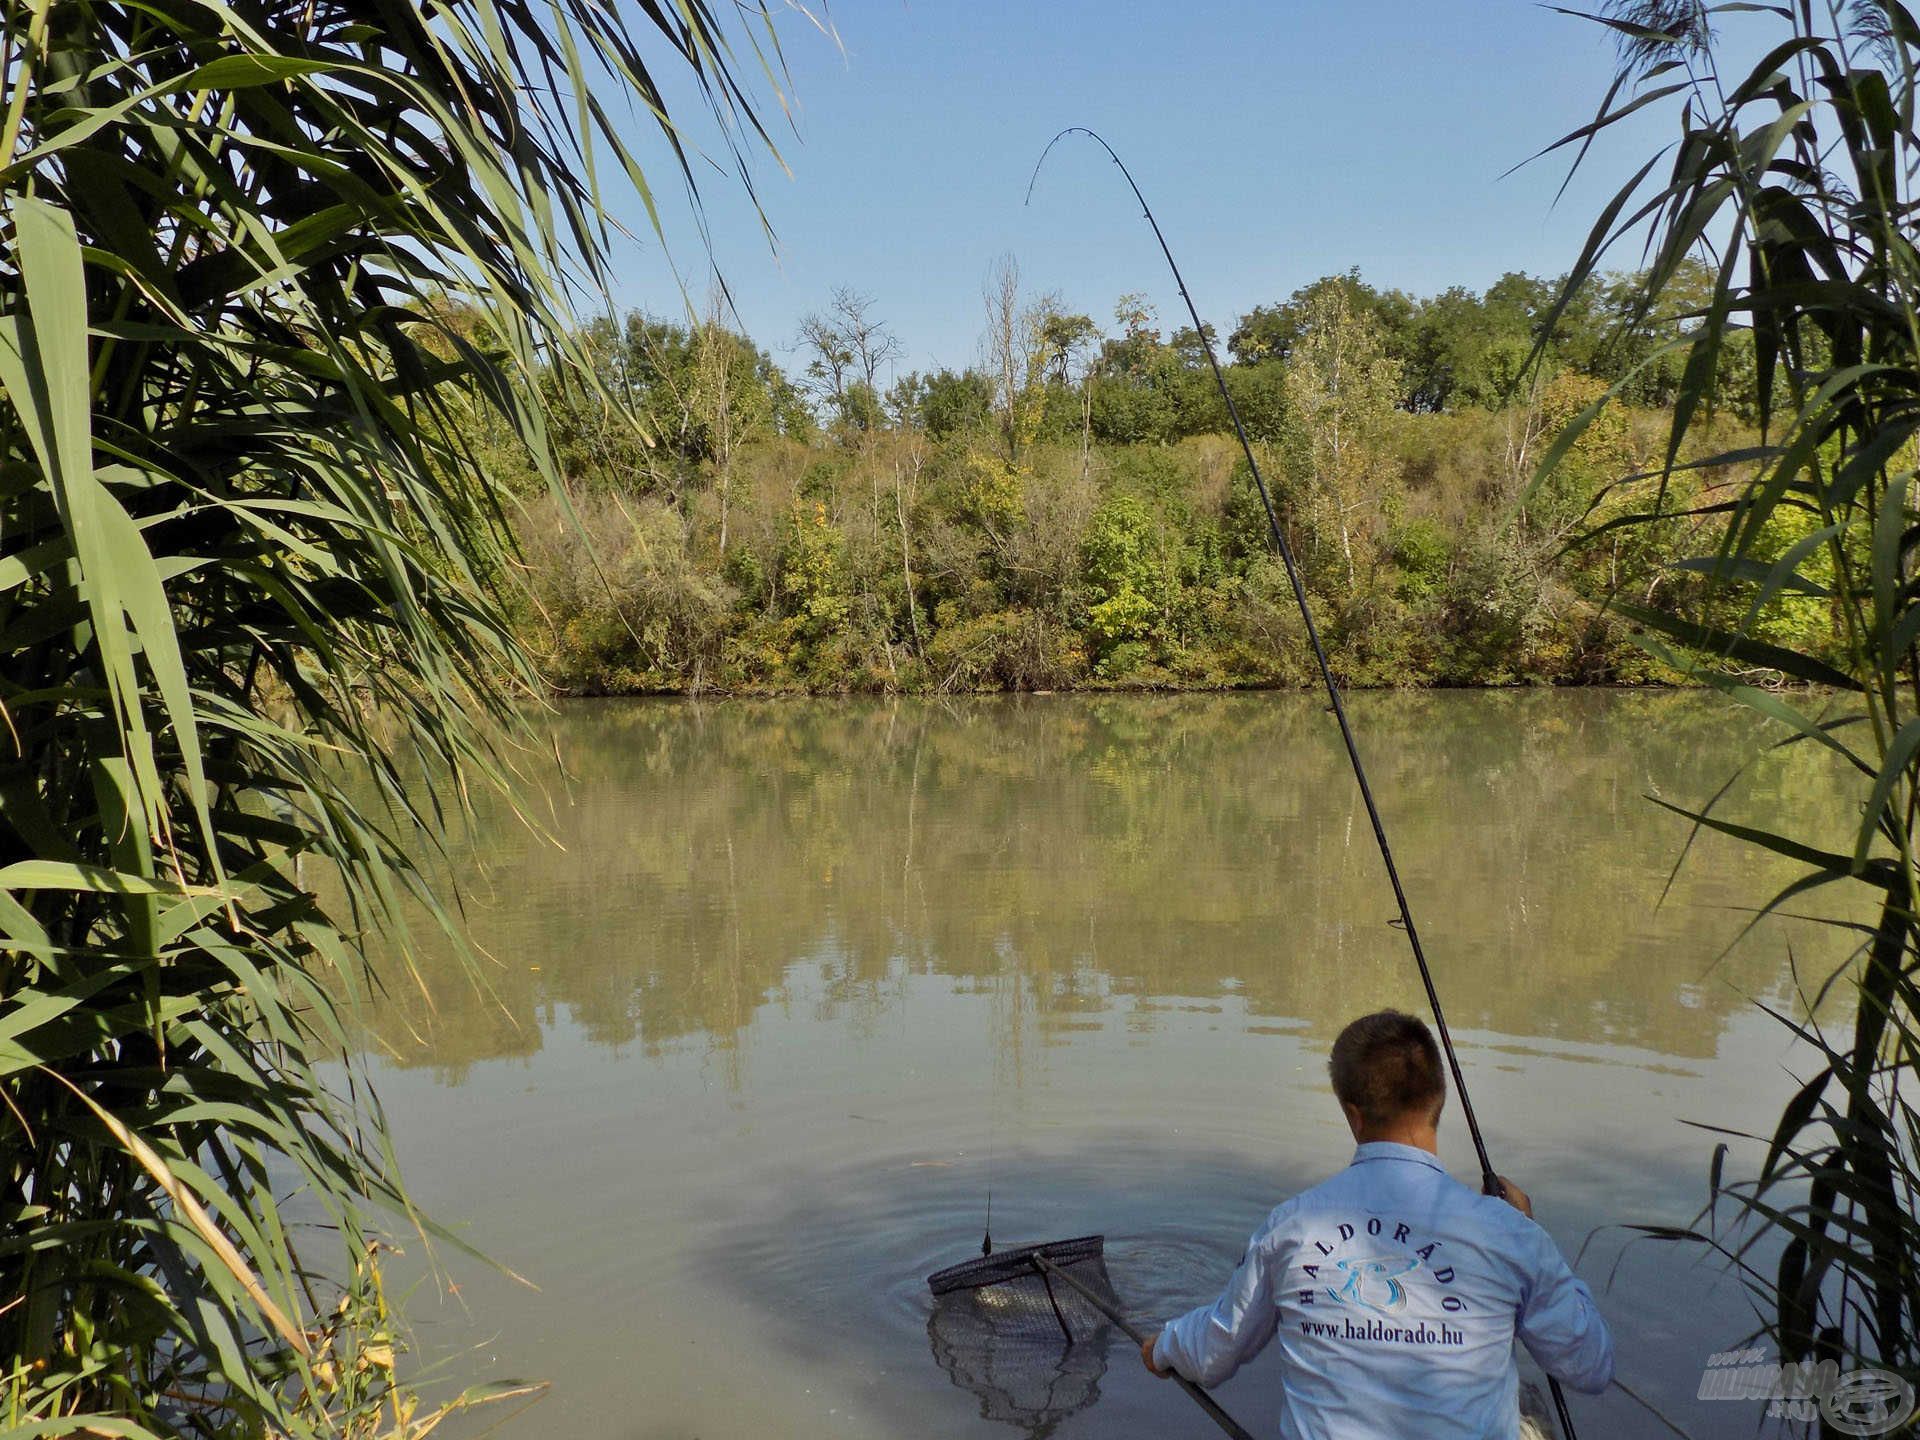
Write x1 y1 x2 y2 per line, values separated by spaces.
1027 127 1581 1440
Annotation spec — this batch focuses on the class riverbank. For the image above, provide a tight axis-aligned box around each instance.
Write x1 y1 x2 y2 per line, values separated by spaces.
505 405 1820 698
540 670 1699 699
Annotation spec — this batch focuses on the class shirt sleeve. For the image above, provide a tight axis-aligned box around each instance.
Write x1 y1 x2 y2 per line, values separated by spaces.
1514 1222 1615 1394
1152 1228 1282 1388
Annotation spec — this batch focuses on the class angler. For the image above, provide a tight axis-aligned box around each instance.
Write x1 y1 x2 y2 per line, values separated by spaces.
1144 1011 1615 1439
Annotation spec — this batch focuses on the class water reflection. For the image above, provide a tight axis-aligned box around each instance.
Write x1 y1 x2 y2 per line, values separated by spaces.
358 690 1849 1080
352 691 1860 1440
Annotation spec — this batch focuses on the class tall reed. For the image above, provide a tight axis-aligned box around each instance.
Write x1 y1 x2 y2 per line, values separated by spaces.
0 0 794 1433
1540 0 1920 1406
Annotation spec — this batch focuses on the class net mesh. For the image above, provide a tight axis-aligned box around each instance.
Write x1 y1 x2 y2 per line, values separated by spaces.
925 1236 1123 1436
927 1235 1119 1340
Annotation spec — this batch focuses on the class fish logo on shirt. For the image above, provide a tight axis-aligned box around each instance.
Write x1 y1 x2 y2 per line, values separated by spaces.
1327 1255 1422 1314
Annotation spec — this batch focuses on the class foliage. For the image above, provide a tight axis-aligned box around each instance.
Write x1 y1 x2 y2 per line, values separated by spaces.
795 288 901 435
551 312 810 496
900 368 995 439
780 501 853 642
1083 496 1169 673
0 0 784 1433
1539 0 1920 1399
517 492 737 693
520 398 1790 695
515 227 1826 698
1281 279 1405 588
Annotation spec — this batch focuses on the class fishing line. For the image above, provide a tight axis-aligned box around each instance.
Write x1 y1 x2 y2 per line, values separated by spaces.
982 968 996 1255
1026 126 1580 1440
982 1100 994 1255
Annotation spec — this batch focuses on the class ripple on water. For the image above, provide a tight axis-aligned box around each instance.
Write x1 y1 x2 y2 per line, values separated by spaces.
710 1137 1315 1348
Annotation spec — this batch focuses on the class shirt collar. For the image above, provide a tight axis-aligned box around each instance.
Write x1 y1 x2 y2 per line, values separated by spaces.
1349 1140 1447 1174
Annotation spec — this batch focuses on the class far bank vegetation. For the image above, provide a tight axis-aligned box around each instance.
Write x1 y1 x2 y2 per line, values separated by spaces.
478 260 1825 694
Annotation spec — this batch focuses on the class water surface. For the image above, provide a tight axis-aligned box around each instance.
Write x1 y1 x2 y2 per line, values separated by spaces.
354 691 1854 1438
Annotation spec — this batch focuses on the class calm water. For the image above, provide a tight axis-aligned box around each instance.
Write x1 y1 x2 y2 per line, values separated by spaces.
351 691 1857 1439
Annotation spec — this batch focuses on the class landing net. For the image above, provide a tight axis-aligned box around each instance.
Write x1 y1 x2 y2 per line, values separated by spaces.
925 1235 1121 1435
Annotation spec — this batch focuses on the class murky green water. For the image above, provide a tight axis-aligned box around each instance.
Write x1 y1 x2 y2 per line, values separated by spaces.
353 690 1856 1439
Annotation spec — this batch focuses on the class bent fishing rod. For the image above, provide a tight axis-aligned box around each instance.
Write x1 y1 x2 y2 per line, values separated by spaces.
1027 127 1581 1440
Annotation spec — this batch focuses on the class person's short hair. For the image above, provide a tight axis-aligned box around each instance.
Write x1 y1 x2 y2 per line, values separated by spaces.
1329 1010 1446 1128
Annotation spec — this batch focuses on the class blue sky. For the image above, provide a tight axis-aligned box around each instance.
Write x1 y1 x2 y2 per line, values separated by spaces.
596 2 1690 379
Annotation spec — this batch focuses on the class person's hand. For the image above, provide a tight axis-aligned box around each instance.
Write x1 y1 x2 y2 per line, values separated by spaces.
1140 1332 1171 1378
1494 1175 1533 1218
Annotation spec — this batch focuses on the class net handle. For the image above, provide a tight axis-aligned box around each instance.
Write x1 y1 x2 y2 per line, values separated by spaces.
1032 1253 1258 1440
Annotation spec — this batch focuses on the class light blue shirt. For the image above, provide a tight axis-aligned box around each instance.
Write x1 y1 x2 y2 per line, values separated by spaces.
1153 1142 1614 1439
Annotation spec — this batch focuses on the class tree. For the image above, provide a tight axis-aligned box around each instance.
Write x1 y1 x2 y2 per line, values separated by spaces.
892 436 930 658
1039 310 1100 386
1169 322 1221 370
1082 495 1170 674
796 310 856 420
1398 280 1541 412
1090 295 1183 444
1229 270 1410 368
980 256 1062 462
1556 257 1719 408
689 294 780 554
546 307 802 517
798 288 903 434
899 368 995 439
1282 281 1405 586
1037 309 1100 473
